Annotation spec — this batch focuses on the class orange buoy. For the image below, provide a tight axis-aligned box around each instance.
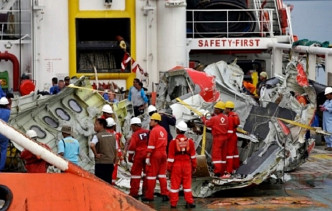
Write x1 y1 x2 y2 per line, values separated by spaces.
19 79 35 96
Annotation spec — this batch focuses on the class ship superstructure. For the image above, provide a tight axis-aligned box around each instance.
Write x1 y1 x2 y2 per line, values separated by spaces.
0 0 331 94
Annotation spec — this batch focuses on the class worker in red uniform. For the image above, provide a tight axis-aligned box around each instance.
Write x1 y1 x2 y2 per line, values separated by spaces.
127 117 149 199
167 121 197 209
21 130 51 173
142 113 169 202
106 117 125 185
225 101 240 175
100 104 114 119
201 101 229 178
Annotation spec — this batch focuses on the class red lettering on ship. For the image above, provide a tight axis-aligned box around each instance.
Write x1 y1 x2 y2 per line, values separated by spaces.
197 39 261 48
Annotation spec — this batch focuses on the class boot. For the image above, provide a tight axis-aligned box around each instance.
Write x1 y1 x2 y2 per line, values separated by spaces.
162 195 169 202
185 203 196 208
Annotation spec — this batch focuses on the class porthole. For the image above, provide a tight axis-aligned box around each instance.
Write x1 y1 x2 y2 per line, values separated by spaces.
30 125 47 139
55 108 71 121
43 116 59 128
68 99 82 113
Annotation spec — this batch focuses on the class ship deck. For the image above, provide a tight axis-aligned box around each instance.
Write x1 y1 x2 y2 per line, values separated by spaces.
144 145 332 211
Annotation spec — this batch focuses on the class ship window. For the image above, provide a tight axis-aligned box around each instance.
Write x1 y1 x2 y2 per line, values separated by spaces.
43 116 59 128
68 99 82 113
55 108 71 121
30 125 47 139
76 18 131 73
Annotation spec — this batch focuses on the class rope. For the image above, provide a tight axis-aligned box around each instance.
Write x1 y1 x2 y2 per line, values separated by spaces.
254 114 331 135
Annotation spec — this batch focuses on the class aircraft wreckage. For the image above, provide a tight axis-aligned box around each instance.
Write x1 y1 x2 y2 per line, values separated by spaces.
5 57 327 198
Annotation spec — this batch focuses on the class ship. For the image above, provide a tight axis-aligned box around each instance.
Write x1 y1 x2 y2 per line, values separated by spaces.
1 0 332 208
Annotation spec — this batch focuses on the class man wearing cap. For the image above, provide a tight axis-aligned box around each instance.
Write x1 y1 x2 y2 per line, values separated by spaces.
0 97 10 171
256 71 268 97
101 104 114 119
64 76 70 87
57 125 80 165
224 101 241 176
167 121 197 209
105 117 125 185
142 113 169 202
90 118 117 184
320 87 332 151
127 117 149 199
21 130 51 173
201 101 229 178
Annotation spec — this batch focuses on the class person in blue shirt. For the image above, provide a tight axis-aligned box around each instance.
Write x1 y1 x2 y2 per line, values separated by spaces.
102 90 119 104
0 97 11 171
128 79 148 116
57 125 80 165
107 91 119 103
49 77 60 94
320 87 332 151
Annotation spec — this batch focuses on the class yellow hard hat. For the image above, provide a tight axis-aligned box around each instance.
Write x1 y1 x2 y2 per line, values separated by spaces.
150 113 161 121
225 101 235 109
214 101 225 110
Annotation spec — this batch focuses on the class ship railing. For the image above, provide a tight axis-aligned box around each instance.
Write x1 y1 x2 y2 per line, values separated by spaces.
285 5 294 43
0 9 32 41
186 8 284 39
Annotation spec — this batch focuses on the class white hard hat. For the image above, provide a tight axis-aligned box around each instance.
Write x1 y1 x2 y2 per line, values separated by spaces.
325 87 332 95
176 121 188 132
0 97 9 105
148 105 157 113
26 130 38 139
130 117 141 125
106 117 116 127
102 104 113 114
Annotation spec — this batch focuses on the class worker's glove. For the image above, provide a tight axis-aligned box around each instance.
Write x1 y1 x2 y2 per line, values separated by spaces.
120 160 127 168
145 158 151 166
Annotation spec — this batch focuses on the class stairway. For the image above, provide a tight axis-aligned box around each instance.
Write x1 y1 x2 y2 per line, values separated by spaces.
252 0 283 36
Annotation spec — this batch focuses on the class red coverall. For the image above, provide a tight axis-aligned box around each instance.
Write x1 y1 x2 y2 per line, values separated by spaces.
202 113 229 176
20 143 51 173
112 131 123 185
127 128 149 197
167 134 197 207
145 124 168 200
226 111 240 173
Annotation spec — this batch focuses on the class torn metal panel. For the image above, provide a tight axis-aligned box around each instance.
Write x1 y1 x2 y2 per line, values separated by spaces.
4 57 325 199
155 56 323 197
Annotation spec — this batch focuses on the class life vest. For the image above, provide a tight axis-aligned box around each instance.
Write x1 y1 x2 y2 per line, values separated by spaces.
175 138 190 153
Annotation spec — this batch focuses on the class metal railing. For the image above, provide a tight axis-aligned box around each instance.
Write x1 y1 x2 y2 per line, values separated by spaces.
0 8 31 40
186 8 278 38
